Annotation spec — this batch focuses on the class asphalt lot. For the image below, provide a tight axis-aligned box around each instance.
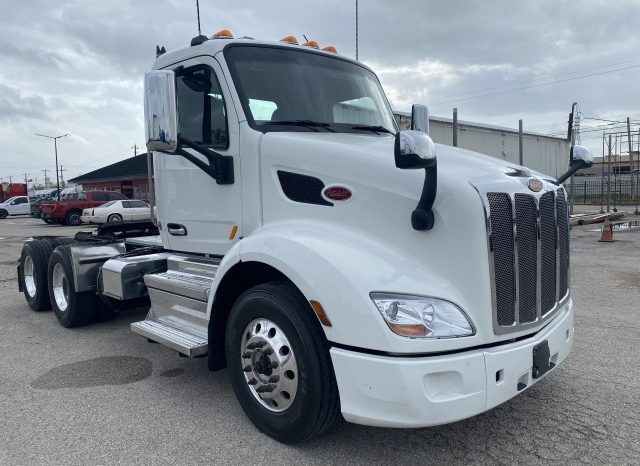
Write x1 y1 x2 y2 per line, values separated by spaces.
1 215 639 465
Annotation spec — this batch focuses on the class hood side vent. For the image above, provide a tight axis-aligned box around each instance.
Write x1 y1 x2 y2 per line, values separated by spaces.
277 171 333 207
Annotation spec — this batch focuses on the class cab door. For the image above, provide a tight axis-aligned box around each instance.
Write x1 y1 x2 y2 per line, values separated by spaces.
154 56 242 256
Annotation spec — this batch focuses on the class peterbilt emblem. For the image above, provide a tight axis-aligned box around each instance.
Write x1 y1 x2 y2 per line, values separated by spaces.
323 186 352 201
528 178 543 192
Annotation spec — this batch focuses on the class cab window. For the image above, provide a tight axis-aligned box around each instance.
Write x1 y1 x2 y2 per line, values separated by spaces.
176 66 228 148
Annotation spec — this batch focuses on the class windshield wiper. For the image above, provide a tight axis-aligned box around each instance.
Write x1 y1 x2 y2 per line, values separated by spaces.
351 125 395 135
264 120 335 132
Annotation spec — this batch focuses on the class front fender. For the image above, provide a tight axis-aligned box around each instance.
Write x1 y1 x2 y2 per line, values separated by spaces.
236 219 485 354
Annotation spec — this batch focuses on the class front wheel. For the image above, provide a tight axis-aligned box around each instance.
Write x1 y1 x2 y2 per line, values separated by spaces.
0 209 7 219
48 245 98 327
225 282 340 443
107 213 122 223
65 210 82 226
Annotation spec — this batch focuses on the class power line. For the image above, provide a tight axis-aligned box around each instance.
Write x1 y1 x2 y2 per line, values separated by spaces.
435 58 640 100
430 63 640 106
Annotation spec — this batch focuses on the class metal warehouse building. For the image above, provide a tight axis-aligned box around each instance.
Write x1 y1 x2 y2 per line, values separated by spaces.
394 112 570 178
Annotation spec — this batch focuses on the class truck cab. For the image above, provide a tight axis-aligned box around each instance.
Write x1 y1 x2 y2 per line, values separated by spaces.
17 31 593 443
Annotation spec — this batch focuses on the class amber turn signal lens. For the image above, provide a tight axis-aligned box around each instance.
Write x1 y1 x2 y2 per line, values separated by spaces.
212 29 233 39
302 40 319 49
280 35 299 45
309 300 332 327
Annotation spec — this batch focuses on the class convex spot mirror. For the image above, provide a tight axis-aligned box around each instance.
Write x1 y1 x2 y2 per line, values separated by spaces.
570 144 594 167
394 130 437 169
144 70 178 153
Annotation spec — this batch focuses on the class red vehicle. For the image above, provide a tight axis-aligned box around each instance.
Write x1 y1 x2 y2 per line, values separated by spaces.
40 191 129 226
0 183 28 203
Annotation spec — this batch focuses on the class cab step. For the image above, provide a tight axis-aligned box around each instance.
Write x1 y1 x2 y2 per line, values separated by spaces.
131 320 208 357
144 270 213 302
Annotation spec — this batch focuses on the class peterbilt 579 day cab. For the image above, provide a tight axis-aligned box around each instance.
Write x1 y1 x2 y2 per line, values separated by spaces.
17 31 593 443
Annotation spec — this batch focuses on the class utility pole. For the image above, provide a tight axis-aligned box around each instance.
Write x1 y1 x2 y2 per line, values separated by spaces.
59 166 67 186
627 117 633 206
36 133 69 201
355 0 359 61
452 108 458 147
518 119 523 166
132 144 139 156
22 173 30 188
41 169 49 189
607 134 612 212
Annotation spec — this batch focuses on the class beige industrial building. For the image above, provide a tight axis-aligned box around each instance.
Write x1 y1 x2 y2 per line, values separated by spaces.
394 112 570 178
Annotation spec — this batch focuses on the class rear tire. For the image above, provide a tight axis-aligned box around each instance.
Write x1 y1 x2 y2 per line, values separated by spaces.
65 210 82 226
47 245 98 327
0 209 7 219
43 218 53 224
107 213 123 223
225 281 340 443
20 240 54 311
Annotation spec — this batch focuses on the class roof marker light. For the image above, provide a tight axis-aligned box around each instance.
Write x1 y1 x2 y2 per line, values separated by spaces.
280 35 299 45
301 40 319 49
321 45 337 54
212 29 234 39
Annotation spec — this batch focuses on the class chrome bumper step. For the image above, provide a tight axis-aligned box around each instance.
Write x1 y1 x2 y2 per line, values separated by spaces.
131 320 208 357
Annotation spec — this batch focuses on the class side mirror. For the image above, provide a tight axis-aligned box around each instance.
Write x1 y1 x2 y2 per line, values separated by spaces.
394 130 438 231
144 70 178 153
395 130 436 169
570 144 594 167
411 104 429 134
555 144 594 184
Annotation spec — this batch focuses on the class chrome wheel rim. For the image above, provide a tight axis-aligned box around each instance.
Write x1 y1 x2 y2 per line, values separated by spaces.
69 213 80 225
241 319 298 412
24 255 36 297
51 262 69 312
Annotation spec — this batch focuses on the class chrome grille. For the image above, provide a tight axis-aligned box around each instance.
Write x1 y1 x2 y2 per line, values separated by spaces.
539 192 557 314
487 193 516 326
556 190 570 299
487 188 569 334
514 194 537 323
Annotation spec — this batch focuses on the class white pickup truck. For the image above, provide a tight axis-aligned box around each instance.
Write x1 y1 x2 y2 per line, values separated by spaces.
17 30 593 443
0 196 30 219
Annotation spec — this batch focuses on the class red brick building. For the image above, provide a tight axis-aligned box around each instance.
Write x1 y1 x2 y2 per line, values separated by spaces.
69 155 150 201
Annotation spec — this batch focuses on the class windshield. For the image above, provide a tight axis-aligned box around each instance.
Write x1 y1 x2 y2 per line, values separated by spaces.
225 45 398 134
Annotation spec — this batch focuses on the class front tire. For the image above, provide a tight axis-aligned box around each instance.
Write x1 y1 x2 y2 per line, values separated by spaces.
107 213 123 223
47 245 98 327
225 282 340 443
20 240 54 311
0 209 7 219
65 210 82 226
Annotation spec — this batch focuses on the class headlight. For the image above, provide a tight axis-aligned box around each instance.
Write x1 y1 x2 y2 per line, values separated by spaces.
371 293 475 338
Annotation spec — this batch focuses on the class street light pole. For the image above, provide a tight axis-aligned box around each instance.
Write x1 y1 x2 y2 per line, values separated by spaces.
36 133 68 201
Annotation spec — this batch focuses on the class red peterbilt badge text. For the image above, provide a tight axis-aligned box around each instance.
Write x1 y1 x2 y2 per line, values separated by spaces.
323 186 352 201
528 178 543 192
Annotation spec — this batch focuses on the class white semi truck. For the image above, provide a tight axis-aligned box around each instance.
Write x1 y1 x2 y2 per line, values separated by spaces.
17 30 593 443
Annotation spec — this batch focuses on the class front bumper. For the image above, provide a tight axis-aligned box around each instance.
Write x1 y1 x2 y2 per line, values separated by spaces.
330 300 574 428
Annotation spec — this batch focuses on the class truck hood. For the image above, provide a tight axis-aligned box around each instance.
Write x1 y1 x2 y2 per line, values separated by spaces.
260 131 550 197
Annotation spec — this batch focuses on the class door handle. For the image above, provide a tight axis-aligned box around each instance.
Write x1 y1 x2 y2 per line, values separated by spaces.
167 223 188 236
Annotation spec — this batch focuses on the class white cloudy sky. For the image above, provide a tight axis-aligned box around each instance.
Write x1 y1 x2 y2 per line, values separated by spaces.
1 0 639 183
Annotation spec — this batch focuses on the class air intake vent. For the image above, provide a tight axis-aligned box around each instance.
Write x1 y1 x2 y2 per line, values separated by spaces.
277 171 333 206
